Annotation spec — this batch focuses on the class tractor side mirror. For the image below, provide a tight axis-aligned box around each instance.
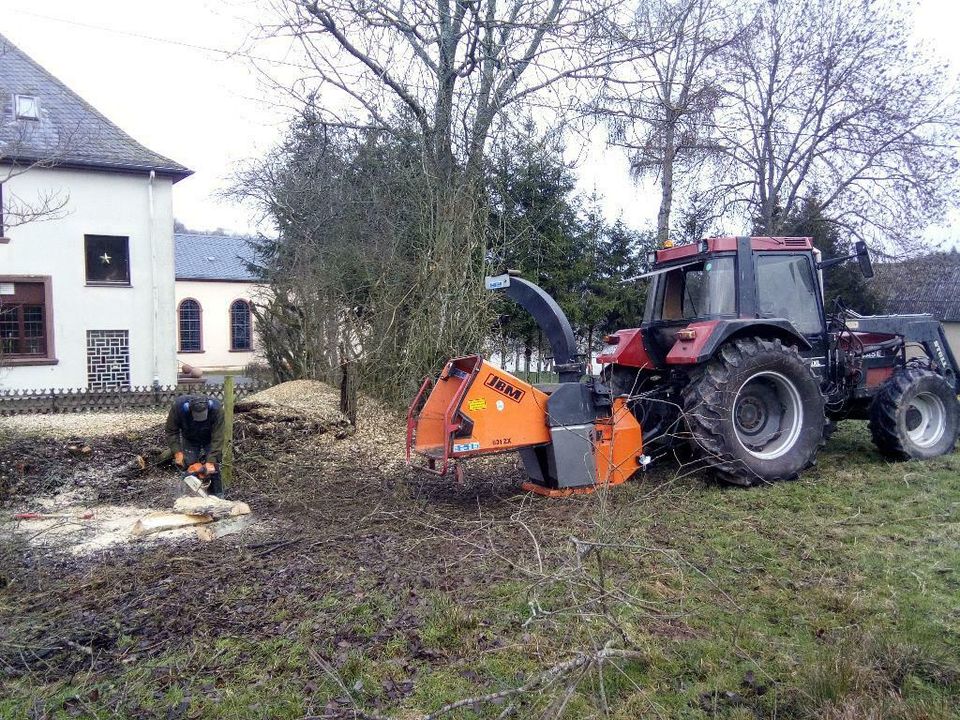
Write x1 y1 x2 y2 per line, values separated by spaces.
855 241 874 279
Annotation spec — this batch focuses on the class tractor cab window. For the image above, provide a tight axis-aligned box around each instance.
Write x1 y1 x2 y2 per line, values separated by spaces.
755 254 822 335
646 256 736 322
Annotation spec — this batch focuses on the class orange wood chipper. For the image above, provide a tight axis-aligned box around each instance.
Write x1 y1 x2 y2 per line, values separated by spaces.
406 273 649 496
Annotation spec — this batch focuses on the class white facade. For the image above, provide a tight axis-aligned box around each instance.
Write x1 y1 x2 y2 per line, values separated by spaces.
175 279 263 373
0 165 178 390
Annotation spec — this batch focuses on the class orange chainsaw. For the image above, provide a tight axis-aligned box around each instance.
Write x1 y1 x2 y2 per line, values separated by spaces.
407 274 649 496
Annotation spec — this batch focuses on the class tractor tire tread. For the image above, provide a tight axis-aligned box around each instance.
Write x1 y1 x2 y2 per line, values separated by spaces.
868 368 959 460
681 337 827 487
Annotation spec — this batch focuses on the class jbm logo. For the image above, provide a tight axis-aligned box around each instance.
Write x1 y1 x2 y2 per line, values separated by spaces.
484 373 525 402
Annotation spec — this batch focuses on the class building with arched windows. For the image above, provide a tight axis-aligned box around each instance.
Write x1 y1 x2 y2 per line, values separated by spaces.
174 233 263 376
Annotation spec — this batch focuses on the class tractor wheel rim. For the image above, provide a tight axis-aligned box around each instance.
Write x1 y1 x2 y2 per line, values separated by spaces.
905 392 946 449
732 371 803 461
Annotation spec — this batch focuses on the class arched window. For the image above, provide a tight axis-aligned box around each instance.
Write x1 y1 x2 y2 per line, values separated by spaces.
178 299 202 352
230 299 252 351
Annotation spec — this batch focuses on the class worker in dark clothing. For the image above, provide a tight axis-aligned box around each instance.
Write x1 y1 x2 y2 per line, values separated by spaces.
165 395 226 497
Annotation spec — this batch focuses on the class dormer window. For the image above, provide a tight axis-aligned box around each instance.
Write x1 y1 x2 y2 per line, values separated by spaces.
15 94 40 120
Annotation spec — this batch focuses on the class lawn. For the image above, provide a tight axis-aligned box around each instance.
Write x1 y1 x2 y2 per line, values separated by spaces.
1 420 957 719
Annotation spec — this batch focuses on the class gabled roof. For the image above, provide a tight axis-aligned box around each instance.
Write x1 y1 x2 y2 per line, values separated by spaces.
0 32 191 181
175 233 259 282
876 252 960 322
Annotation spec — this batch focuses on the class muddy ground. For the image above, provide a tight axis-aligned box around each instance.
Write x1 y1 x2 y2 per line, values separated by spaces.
1 393 958 719
0 399 592 718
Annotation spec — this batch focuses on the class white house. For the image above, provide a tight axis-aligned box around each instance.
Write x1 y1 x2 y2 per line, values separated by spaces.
175 232 262 375
0 33 191 391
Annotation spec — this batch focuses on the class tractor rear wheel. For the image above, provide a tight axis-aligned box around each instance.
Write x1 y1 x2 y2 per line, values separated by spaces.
682 338 826 486
868 369 959 460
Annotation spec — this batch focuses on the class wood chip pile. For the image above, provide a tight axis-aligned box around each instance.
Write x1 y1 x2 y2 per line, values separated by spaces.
235 380 406 471
0 411 166 440
235 380 353 439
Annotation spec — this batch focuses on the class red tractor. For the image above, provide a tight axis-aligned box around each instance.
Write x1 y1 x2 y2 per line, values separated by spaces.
408 236 959 492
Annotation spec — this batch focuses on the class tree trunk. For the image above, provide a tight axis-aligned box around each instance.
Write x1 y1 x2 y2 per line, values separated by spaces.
656 118 677 244
339 344 358 427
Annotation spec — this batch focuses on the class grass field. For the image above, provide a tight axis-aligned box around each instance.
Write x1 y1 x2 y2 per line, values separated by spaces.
1 420 958 719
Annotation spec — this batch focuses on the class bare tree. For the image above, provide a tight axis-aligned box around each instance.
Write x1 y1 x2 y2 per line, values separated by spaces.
262 0 622 183
0 46 75 234
0 157 70 235
712 0 960 246
599 0 741 243
242 1 633 398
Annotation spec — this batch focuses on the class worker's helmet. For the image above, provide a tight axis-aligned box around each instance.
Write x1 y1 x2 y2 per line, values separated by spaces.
189 396 210 421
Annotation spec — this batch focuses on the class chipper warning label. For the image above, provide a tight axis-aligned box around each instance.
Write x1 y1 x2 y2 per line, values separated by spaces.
484 373 525 402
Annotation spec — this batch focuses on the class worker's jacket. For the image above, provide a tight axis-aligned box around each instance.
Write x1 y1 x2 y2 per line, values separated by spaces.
165 395 225 462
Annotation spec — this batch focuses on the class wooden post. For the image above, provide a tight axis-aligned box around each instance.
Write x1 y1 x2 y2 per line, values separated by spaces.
222 375 235 490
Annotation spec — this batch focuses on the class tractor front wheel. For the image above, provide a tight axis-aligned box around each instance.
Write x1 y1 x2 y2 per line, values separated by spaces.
869 369 959 460
682 338 826 486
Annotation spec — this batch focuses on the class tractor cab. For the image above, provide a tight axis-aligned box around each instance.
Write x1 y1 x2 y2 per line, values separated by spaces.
631 237 827 365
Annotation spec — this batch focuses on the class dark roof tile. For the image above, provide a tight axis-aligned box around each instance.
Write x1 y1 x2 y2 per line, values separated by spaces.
875 253 960 322
0 32 191 180
175 233 259 281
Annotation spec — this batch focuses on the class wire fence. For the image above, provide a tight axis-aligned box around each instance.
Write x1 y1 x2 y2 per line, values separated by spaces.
0 381 272 416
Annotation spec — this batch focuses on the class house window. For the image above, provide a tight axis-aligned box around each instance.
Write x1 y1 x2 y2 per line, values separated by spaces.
84 235 131 285
15 94 40 120
178 299 202 352
86 330 130 390
230 299 252 351
0 280 51 360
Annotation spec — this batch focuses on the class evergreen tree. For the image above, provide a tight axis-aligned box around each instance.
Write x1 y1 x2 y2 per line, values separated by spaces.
486 129 590 366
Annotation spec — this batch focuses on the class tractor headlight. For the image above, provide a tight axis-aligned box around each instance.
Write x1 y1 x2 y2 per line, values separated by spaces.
600 334 620 358
646 250 657 265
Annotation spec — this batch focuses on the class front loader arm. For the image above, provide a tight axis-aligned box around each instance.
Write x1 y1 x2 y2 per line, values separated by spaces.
852 314 959 391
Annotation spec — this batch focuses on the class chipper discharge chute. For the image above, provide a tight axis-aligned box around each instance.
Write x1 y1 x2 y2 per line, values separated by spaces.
406 274 648 496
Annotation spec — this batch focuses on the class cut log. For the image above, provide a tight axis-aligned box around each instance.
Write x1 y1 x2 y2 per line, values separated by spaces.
131 512 213 537
172 496 250 519
195 514 253 542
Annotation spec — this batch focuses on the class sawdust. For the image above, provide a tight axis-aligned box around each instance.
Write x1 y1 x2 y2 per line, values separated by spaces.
0 411 166 440
5 485 261 557
5 501 197 556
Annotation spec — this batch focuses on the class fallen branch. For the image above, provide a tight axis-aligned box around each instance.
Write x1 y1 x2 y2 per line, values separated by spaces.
422 644 646 719
196 515 253 542
173 496 250 519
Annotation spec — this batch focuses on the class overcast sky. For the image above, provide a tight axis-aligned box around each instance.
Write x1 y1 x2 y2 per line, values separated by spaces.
1 0 958 244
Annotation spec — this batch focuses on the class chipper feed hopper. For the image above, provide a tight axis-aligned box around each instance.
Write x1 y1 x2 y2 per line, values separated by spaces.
406 273 647 496
408 236 960 492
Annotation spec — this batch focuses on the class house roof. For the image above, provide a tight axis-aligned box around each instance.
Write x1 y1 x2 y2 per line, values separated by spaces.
0 32 191 181
876 252 960 322
175 233 259 282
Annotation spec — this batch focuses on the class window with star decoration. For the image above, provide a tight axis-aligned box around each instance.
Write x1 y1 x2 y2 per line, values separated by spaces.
84 235 131 285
